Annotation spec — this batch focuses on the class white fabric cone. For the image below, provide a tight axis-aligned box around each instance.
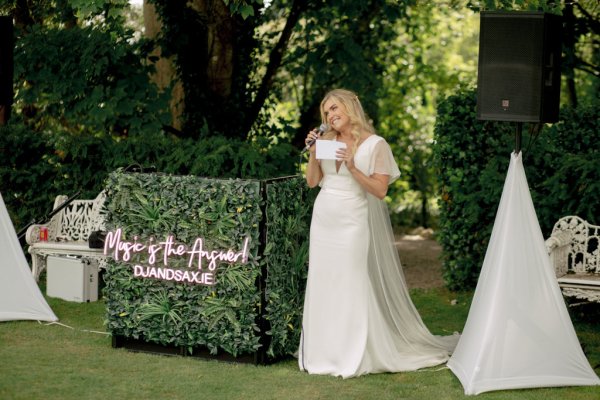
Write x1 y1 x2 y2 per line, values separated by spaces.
0 192 57 322
447 152 600 395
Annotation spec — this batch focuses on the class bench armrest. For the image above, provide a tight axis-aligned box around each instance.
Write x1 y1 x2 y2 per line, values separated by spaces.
545 230 574 253
545 230 575 278
25 224 46 245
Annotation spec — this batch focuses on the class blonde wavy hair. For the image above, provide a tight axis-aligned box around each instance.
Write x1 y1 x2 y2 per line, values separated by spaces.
320 88 375 154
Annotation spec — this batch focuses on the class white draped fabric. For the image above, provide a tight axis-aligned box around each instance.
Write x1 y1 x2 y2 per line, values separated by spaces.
0 193 57 322
299 135 458 378
447 153 600 395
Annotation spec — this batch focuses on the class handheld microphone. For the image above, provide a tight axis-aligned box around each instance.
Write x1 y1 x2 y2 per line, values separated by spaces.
301 123 329 153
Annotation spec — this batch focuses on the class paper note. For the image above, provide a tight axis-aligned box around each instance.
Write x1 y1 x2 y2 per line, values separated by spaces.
316 140 346 160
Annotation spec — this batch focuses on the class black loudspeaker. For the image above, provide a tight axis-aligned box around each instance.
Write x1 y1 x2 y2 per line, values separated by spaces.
0 16 13 123
477 11 562 123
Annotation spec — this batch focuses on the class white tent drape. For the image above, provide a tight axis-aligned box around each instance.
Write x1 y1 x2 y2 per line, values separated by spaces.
0 193 57 322
447 153 600 395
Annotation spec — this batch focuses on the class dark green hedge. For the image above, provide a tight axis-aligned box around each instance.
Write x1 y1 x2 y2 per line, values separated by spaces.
103 170 310 358
0 123 296 231
531 105 600 228
433 88 600 291
0 124 59 230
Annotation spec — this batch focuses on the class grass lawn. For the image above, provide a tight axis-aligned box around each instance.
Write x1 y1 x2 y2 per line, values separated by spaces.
1 287 599 400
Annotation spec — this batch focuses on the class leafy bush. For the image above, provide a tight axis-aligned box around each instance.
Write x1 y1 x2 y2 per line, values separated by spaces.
433 88 510 290
0 124 61 229
14 24 169 137
1 122 296 235
530 104 600 231
433 89 599 291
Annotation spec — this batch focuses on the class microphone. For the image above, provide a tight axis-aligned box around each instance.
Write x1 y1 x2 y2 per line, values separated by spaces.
301 123 329 153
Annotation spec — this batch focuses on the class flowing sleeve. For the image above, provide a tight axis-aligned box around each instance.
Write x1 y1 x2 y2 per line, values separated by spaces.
369 138 400 184
364 137 459 356
366 193 460 354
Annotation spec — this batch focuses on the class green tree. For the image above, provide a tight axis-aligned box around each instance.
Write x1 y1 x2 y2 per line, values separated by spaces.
561 0 600 107
2 0 170 137
0 0 170 227
467 0 599 107
378 3 479 228
274 0 410 149
145 0 416 147
1 0 597 234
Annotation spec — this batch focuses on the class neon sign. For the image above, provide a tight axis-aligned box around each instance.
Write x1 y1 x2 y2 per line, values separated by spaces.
103 228 250 286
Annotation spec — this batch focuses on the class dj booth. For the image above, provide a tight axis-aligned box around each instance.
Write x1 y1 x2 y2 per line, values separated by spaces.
102 169 313 364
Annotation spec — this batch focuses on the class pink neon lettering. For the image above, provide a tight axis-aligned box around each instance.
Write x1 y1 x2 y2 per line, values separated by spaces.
132 265 216 285
148 244 162 265
104 228 122 259
187 237 250 270
107 229 249 286
104 228 147 261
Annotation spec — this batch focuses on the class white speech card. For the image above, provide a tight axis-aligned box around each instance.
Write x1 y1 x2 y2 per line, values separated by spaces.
316 140 346 160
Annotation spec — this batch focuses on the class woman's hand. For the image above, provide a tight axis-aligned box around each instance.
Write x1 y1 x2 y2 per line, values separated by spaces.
305 129 320 153
336 147 355 171
305 129 323 188
337 147 389 199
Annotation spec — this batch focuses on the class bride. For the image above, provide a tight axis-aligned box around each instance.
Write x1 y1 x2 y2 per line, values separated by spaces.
299 88 458 378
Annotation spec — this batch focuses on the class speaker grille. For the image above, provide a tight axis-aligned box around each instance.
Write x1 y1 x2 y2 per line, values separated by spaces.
477 12 562 123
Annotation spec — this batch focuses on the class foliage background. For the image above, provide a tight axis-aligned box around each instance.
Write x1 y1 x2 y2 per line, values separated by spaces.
0 0 484 231
0 0 597 293
433 89 600 290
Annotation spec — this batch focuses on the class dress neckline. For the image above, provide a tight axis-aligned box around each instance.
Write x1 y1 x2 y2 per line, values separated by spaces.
333 134 377 151
334 134 378 173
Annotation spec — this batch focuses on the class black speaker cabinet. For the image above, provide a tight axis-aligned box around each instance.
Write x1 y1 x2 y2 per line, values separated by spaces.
0 16 13 122
477 11 562 123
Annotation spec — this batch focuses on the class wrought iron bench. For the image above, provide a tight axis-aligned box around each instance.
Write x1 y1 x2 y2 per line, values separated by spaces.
545 216 600 304
25 191 107 282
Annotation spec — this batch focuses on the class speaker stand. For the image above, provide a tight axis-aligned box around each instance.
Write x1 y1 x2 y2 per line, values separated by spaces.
514 122 523 154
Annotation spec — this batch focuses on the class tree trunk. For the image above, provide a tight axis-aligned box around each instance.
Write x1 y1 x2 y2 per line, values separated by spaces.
13 0 34 29
562 2 578 108
420 191 429 229
243 0 308 137
193 0 234 98
143 1 184 131
148 0 305 139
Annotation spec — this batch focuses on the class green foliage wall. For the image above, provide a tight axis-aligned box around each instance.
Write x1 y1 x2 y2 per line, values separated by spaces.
103 171 310 358
433 88 600 291
261 178 313 357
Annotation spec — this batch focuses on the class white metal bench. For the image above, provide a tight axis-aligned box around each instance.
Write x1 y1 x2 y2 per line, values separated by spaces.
545 215 600 304
25 191 107 282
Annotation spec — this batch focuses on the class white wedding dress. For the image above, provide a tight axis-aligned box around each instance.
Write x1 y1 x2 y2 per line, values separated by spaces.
299 135 458 378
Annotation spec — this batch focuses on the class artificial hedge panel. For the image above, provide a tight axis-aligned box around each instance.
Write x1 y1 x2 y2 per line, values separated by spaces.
103 170 311 359
261 177 314 357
